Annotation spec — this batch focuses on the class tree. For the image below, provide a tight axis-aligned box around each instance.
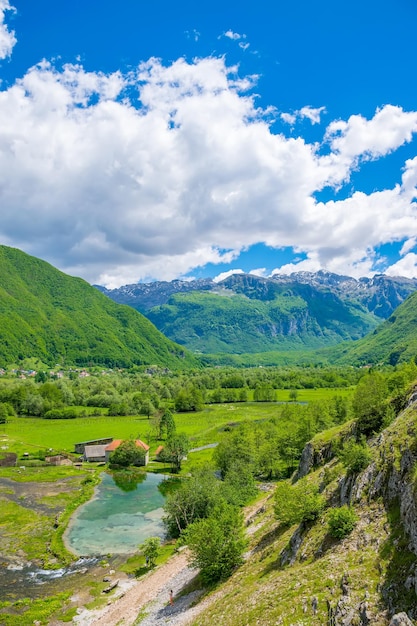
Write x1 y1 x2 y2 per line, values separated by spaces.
159 408 176 439
174 387 204 412
139 397 155 418
163 469 221 537
253 384 276 402
0 402 15 424
184 502 247 584
352 372 388 436
140 536 161 567
163 433 189 473
289 389 298 402
109 440 146 468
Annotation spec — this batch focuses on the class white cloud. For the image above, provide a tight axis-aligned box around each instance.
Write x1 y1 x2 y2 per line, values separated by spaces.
0 0 16 60
0 55 416 286
223 30 245 41
400 237 417 256
385 253 417 278
280 112 296 125
299 106 326 124
213 269 245 283
280 105 326 126
249 267 267 277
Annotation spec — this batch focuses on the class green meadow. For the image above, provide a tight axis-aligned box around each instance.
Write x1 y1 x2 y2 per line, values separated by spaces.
1 387 353 456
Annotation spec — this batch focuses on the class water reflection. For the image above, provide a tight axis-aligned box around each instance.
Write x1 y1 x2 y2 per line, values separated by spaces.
65 472 168 555
112 468 147 492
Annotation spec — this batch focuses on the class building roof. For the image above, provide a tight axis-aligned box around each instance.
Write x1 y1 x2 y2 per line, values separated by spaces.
105 439 150 452
155 445 164 456
84 444 107 459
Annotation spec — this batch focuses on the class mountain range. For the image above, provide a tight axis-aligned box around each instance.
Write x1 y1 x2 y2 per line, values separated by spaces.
97 272 417 358
1 243 417 368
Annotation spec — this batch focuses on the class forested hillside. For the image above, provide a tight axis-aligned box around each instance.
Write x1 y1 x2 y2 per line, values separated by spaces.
0 246 197 369
333 290 417 366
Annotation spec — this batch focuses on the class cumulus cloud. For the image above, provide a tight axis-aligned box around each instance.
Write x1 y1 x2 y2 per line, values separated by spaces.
385 253 417 278
0 50 416 285
0 0 16 59
213 269 245 283
223 30 245 41
281 105 326 126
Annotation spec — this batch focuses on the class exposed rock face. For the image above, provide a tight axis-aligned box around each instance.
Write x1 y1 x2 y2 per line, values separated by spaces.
294 422 356 482
98 271 417 318
389 613 414 626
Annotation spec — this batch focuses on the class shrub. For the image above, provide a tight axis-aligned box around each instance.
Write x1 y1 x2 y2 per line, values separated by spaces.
140 536 161 567
339 438 372 474
328 505 358 539
274 478 325 526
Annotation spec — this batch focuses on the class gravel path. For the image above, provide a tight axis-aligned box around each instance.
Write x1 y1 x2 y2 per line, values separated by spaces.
73 550 206 626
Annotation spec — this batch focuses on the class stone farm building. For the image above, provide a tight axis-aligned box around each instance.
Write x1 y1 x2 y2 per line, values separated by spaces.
79 439 150 465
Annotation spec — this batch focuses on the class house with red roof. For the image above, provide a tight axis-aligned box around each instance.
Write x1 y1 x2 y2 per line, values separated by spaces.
104 439 150 465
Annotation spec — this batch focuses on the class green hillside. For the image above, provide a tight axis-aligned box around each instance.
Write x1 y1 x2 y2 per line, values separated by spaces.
147 288 379 354
333 290 417 366
0 246 197 369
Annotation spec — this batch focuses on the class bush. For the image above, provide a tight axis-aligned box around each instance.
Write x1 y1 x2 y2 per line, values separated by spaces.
274 478 325 526
328 505 358 539
339 439 372 474
43 407 77 419
140 536 161 567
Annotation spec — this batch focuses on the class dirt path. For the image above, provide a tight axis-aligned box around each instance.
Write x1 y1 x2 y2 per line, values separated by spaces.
73 550 203 626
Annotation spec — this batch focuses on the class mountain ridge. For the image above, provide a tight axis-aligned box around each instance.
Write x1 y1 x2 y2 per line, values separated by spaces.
96 272 417 356
0 245 197 369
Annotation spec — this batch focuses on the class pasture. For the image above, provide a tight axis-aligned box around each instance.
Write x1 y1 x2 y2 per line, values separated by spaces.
0 387 353 456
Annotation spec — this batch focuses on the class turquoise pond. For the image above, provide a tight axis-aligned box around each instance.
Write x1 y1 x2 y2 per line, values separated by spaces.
65 472 168 555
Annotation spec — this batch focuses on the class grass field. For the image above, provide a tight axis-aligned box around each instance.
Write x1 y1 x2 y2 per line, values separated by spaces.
0 387 353 457
1 388 354 453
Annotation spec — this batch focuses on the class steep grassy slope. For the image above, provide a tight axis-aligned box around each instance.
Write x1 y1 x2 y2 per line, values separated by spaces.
0 246 197 368
146 288 378 354
189 399 417 625
333 290 417 366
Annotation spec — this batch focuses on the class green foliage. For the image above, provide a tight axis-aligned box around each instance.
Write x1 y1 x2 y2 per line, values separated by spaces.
0 244 197 369
221 461 258 506
334 290 417 366
43 407 78 419
162 433 190 473
140 536 161 567
108 440 146 468
327 505 358 539
174 387 204 412
0 592 71 626
146 284 379 355
184 502 248 584
253 384 276 402
351 371 388 435
0 401 15 422
274 479 325 525
159 408 176 438
339 438 372 474
163 470 221 537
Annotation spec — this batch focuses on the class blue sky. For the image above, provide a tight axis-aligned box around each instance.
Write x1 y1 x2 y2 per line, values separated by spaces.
0 0 417 286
